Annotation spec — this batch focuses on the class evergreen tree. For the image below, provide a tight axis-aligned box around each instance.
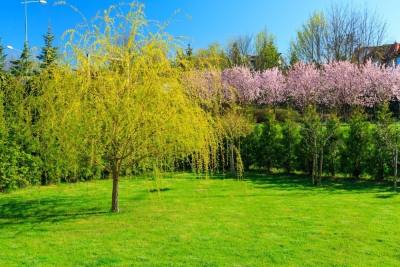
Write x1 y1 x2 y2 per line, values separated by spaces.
10 42 34 77
255 30 281 70
324 114 341 177
228 42 244 67
38 26 58 69
255 42 280 70
289 44 299 67
371 104 393 181
343 109 370 179
259 109 280 173
185 43 193 57
241 125 262 171
279 110 301 173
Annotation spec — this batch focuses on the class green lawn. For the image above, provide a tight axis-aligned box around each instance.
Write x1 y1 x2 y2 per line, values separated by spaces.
1 173 400 266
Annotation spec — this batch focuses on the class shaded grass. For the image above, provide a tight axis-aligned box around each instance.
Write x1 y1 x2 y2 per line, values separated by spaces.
1 173 400 266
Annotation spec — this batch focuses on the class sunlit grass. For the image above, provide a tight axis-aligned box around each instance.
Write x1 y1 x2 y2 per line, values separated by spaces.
1 173 400 266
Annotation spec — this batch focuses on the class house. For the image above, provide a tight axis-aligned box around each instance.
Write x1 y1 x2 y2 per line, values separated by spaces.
355 42 400 67
246 54 283 70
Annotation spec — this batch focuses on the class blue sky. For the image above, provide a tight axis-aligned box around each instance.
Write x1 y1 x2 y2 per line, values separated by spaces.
1 0 399 58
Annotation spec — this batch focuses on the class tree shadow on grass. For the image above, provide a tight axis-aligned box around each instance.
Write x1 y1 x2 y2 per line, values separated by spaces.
375 193 398 199
0 195 108 230
205 171 397 198
240 171 396 195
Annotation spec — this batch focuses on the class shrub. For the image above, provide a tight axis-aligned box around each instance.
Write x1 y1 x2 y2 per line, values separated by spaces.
241 124 262 171
0 137 41 191
278 109 301 173
259 109 281 172
342 109 372 179
370 104 393 180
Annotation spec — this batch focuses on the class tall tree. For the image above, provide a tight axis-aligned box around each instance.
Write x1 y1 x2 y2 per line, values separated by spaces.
227 41 246 67
293 12 327 64
292 4 387 64
344 109 370 179
300 106 324 185
38 26 58 69
39 3 216 213
288 44 299 67
388 124 400 191
326 3 387 63
192 43 229 70
227 35 253 67
259 109 280 173
235 34 253 58
371 104 392 181
254 30 281 70
10 42 34 77
279 110 301 174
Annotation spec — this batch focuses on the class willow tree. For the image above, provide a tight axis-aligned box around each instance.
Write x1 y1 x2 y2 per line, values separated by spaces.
38 3 215 212
181 69 251 177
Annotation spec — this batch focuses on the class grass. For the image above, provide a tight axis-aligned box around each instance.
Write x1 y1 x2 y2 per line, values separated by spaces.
1 173 400 266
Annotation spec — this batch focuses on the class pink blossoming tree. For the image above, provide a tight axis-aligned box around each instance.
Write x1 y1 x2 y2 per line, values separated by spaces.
286 62 321 109
256 67 287 105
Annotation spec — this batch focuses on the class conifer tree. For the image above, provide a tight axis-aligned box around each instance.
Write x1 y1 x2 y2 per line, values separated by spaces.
38 26 58 69
255 30 281 70
371 104 393 181
228 42 244 67
10 42 34 76
259 109 280 173
185 43 193 57
343 109 370 179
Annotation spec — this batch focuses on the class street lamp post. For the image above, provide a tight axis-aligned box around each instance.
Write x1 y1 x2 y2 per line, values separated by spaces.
21 0 47 44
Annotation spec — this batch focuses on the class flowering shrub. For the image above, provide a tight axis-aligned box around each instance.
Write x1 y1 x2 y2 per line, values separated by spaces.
222 61 400 109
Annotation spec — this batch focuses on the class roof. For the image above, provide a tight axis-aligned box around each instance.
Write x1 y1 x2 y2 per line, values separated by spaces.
357 42 400 63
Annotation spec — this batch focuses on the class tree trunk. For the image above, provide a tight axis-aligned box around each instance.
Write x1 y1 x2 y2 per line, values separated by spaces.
330 158 336 178
318 148 324 186
266 159 272 174
394 147 398 192
311 138 318 185
312 152 317 185
286 143 292 174
111 163 120 213
230 142 235 175
353 159 361 179
376 154 385 181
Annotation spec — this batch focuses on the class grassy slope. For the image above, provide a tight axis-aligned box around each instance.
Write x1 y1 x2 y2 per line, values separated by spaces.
1 173 400 266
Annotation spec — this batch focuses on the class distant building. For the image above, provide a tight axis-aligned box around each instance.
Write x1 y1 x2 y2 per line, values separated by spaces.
248 55 257 70
246 54 283 70
355 42 400 67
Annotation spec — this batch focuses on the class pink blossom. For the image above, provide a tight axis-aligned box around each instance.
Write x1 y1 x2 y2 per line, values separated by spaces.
286 62 321 108
320 61 363 108
190 61 400 109
358 61 395 107
182 70 234 103
222 66 259 103
256 68 287 105
391 66 400 101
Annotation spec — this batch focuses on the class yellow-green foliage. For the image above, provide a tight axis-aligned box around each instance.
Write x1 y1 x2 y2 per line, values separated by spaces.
37 2 216 178
181 69 251 176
